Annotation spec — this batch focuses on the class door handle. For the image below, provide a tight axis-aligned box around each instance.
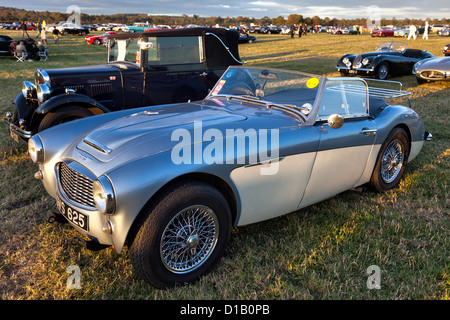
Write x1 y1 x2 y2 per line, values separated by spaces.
199 72 208 77
361 128 377 136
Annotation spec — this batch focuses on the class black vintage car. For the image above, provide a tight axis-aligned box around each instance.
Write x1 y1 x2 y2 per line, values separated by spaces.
3 27 242 141
238 32 257 44
336 41 434 80
0 35 13 56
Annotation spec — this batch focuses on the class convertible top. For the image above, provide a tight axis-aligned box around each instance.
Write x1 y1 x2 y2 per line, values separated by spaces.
108 27 241 67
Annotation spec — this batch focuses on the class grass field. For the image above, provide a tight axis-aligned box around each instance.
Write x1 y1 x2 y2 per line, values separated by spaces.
0 29 448 300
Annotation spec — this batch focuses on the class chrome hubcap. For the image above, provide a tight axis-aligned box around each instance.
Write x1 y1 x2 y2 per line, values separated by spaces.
160 205 219 274
379 66 388 79
381 139 404 184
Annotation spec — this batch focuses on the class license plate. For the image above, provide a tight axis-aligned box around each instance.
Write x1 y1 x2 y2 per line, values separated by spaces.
349 69 357 74
9 127 20 143
57 197 89 231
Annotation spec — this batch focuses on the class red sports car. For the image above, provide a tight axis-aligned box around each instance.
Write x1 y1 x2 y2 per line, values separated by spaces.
371 28 395 37
85 31 117 45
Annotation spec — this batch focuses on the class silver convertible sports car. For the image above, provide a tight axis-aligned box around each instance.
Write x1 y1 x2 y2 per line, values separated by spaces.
29 66 431 288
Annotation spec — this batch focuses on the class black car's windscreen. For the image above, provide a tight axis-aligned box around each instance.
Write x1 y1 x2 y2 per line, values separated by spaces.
108 39 140 63
146 36 204 71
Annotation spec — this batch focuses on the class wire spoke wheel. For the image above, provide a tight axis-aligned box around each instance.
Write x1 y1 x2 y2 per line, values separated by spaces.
380 139 404 184
378 63 389 80
160 205 219 274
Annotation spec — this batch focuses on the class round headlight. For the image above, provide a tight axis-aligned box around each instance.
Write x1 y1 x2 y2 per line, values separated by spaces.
93 176 115 215
362 58 369 65
412 61 421 74
22 81 36 99
37 84 51 103
28 135 44 163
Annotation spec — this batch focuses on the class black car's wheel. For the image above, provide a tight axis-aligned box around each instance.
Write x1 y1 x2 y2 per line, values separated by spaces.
38 105 94 131
377 62 390 80
129 181 232 289
369 127 410 192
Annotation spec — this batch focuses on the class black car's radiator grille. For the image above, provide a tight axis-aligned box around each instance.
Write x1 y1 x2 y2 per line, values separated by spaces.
353 55 362 68
59 162 96 208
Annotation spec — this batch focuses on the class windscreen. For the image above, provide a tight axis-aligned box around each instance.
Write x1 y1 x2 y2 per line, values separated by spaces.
208 67 321 116
108 38 140 63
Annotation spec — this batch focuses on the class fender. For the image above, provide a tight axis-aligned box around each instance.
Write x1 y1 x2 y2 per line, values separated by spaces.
36 93 111 114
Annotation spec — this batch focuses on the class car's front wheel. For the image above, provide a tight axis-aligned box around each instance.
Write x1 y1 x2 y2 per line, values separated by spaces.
377 62 390 80
38 105 94 131
129 181 232 288
369 127 410 192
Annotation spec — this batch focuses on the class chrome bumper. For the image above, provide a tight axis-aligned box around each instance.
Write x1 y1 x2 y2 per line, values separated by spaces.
336 66 375 73
3 111 32 142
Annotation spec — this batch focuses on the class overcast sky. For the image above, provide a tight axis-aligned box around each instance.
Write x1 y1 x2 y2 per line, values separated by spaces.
1 0 449 19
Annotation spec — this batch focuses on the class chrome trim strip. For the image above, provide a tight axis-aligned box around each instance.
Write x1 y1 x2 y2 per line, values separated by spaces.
83 137 113 154
244 156 285 168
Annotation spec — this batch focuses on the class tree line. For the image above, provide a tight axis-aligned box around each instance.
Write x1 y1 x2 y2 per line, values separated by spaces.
0 6 448 27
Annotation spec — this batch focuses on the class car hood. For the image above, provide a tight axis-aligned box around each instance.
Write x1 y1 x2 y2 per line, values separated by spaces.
418 57 450 71
76 101 248 163
72 99 300 167
43 64 121 80
346 51 400 59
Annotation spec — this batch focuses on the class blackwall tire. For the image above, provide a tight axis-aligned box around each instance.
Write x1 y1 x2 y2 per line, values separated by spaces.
38 105 94 131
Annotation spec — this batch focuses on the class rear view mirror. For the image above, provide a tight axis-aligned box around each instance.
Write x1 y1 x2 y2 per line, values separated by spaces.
258 70 278 80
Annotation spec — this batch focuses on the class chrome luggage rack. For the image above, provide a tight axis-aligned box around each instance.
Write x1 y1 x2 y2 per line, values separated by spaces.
325 78 412 110
327 78 411 99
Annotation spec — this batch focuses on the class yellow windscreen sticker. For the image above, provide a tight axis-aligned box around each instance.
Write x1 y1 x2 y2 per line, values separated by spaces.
306 77 319 88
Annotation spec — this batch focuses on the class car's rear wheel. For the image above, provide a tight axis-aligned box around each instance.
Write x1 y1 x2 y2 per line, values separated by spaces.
38 105 94 131
369 127 410 192
377 62 390 80
129 181 232 288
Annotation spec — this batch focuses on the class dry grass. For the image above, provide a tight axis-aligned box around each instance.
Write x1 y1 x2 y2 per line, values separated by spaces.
0 29 448 300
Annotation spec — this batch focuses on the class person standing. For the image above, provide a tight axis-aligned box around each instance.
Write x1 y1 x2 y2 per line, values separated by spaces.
422 21 429 40
36 21 42 39
408 24 417 40
40 27 48 45
52 26 60 45
290 24 295 38
21 21 30 39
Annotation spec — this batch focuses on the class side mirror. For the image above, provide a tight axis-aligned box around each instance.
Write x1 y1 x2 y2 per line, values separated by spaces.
327 114 344 129
258 70 278 80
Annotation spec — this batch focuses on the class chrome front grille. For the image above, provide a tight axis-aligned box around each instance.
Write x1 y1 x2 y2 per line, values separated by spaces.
59 162 96 208
420 70 445 79
353 55 362 69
